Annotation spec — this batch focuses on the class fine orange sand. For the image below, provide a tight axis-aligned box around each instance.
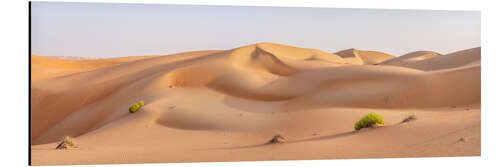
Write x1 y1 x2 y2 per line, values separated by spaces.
30 42 481 165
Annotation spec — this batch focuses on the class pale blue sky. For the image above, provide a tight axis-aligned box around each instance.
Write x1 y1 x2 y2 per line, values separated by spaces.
31 2 480 58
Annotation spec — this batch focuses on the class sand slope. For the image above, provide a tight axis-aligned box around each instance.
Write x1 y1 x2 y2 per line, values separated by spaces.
31 43 480 165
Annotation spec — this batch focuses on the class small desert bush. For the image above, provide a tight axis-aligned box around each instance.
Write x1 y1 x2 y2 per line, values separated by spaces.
129 100 145 113
56 136 77 149
269 133 287 144
354 112 385 131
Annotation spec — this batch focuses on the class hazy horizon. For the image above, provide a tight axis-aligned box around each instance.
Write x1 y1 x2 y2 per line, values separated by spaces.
31 2 480 58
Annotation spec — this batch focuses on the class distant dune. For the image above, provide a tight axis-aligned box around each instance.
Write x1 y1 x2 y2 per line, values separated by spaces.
335 48 395 65
379 47 481 70
31 43 480 165
31 54 160 82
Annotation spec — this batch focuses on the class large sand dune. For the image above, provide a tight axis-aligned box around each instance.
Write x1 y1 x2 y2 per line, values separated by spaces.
30 43 480 165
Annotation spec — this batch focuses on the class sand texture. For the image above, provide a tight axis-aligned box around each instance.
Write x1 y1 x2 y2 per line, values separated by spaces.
31 43 480 165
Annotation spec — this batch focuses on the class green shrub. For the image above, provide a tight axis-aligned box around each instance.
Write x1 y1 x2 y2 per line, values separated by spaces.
129 100 145 113
354 112 385 131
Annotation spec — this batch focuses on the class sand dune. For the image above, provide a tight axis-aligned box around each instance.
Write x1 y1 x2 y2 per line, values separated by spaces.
335 48 394 65
30 50 223 143
31 54 158 82
379 47 481 71
31 43 480 165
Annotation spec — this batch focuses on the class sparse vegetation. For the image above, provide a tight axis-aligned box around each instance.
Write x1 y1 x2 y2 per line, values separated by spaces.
56 136 78 149
354 112 385 131
269 133 287 144
129 100 145 113
400 114 417 123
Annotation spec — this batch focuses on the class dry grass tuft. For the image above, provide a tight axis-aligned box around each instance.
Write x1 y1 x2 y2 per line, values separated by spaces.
269 133 287 144
56 136 78 150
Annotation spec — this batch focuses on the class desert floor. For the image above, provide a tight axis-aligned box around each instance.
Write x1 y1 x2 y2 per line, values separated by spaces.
30 43 480 165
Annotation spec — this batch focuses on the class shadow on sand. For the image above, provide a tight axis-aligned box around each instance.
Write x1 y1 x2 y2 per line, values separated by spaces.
211 130 361 150
211 123 406 150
